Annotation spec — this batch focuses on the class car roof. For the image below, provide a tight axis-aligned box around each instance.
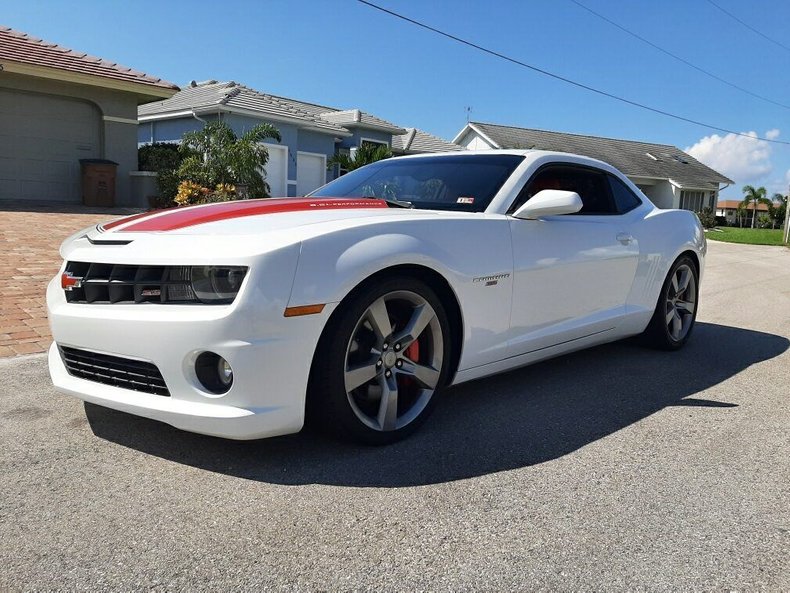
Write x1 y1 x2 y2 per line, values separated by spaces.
390 149 618 173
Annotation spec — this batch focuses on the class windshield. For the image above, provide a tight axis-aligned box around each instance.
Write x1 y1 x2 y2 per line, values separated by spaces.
309 154 524 212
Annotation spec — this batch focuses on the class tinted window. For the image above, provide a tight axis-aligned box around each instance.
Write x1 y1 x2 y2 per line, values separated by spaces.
511 165 616 215
608 175 642 213
310 154 524 212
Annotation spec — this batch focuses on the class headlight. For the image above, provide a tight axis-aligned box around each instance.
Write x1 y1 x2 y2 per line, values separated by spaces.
190 266 248 303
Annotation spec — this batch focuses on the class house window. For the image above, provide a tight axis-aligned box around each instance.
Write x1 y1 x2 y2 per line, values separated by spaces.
360 138 388 149
680 190 705 212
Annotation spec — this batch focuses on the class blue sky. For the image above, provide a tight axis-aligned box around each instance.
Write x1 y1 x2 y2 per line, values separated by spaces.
5 0 790 200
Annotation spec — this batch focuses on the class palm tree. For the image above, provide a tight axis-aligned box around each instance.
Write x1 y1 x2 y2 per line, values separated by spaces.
178 121 281 197
328 142 392 173
739 185 772 228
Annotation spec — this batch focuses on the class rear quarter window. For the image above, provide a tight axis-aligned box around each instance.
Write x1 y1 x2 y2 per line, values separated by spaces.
608 175 642 213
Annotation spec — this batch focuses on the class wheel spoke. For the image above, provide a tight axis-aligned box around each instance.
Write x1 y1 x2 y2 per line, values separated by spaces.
665 306 676 325
394 303 435 348
377 374 399 431
366 297 392 343
676 299 695 314
399 359 440 389
671 310 683 339
671 273 680 296
677 268 691 295
344 358 379 391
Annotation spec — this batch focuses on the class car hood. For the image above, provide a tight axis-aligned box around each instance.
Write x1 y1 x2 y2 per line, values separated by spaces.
63 198 470 264
92 198 449 237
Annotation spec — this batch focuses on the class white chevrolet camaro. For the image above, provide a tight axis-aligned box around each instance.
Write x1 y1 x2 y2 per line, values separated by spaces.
48 150 704 444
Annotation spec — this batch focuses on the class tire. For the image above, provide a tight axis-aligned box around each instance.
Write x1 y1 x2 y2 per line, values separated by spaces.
641 255 699 351
308 276 452 445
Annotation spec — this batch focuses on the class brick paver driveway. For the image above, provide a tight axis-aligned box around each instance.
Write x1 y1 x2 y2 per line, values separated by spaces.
0 203 139 357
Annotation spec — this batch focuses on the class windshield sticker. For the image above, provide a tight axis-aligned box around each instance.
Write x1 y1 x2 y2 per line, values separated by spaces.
457 197 475 204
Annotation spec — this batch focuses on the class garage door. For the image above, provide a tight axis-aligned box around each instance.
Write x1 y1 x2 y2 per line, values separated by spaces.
0 89 101 202
261 143 287 198
296 152 326 196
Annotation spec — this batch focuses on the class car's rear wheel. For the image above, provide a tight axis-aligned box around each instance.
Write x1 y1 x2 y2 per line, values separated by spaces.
641 255 699 350
309 277 451 444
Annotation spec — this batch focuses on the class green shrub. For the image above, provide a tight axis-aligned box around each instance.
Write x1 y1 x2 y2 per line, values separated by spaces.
137 143 194 206
698 207 718 229
138 143 181 172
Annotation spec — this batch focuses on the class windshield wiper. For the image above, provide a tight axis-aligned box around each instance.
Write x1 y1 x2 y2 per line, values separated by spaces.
360 196 413 209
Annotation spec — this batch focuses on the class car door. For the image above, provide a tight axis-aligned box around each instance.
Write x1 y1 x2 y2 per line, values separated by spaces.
506 164 640 356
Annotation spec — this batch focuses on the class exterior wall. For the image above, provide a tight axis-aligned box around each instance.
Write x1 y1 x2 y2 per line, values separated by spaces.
1 72 142 205
637 181 676 209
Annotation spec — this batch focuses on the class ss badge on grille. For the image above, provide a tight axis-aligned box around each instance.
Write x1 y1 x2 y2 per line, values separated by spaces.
61 271 83 291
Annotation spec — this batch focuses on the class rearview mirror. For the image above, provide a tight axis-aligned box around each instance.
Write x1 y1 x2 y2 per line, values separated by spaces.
512 190 583 220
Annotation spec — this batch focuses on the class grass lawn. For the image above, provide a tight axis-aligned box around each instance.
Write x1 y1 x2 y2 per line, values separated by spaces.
706 227 788 246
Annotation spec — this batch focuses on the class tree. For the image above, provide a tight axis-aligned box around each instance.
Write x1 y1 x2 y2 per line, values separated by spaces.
177 121 281 198
738 185 772 229
770 193 787 230
327 142 392 173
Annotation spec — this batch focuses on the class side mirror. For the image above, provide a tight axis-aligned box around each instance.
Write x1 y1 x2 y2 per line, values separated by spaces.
512 189 583 220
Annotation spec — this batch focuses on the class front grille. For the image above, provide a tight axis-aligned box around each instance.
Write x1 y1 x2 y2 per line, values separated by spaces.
64 262 196 304
59 346 170 396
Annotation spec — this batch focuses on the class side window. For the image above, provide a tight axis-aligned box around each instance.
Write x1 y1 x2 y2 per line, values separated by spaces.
608 175 642 213
510 165 616 215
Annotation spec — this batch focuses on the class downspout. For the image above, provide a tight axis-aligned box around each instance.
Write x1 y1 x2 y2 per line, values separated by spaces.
717 182 729 210
715 183 730 224
192 110 208 165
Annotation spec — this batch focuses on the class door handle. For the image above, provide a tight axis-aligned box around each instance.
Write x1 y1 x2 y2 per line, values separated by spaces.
616 232 634 245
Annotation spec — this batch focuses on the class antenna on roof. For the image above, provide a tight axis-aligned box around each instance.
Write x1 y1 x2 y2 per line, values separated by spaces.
465 106 472 123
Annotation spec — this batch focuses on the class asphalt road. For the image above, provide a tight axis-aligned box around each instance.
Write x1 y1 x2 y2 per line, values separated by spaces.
2 240 789 591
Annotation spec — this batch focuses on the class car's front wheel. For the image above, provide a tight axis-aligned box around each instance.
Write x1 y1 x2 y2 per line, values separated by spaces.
309 276 451 444
641 255 699 350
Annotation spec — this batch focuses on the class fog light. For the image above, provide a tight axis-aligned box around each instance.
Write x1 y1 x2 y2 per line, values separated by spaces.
218 357 233 387
195 352 233 394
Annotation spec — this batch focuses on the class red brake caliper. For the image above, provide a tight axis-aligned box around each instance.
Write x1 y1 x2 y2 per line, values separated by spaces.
405 339 420 362
402 339 420 389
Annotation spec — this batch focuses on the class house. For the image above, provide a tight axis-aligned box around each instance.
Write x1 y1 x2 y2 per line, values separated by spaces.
0 26 178 206
716 200 771 226
138 80 460 198
392 128 463 155
454 122 733 211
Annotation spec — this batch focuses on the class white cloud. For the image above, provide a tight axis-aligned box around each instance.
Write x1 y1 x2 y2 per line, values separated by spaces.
685 129 777 185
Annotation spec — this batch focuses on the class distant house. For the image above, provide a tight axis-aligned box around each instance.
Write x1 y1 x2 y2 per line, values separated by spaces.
454 122 733 211
0 26 178 206
391 128 463 155
138 81 459 197
716 200 771 226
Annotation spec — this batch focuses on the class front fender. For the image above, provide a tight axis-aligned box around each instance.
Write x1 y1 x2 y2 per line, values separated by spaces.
291 231 459 307
287 219 515 370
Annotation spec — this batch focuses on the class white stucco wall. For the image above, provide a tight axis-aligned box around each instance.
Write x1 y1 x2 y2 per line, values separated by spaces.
638 181 677 209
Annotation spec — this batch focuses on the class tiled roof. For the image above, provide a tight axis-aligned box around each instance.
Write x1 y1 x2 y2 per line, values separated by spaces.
467 122 734 188
0 25 178 91
139 81 414 137
139 81 351 134
717 200 770 211
319 109 406 134
392 127 464 154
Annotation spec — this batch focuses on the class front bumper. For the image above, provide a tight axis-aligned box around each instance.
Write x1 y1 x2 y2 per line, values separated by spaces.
46 269 334 440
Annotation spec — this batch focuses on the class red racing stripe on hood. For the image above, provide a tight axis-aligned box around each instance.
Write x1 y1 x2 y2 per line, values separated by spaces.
105 198 389 232
100 209 162 231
